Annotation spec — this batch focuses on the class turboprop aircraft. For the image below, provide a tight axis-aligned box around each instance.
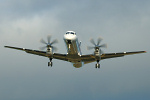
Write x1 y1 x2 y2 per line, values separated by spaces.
5 31 146 68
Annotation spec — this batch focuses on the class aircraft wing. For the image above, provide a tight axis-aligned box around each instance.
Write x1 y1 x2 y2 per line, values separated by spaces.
5 46 48 57
101 51 146 60
81 51 146 64
81 54 96 64
53 53 68 61
4 46 68 61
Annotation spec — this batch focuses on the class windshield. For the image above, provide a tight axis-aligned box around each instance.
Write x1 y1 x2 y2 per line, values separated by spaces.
71 32 74 35
66 32 76 35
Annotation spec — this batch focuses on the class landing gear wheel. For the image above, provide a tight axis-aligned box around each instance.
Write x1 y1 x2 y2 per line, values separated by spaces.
48 58 53 67
95 64 97 68
95 63 100 69
98 64 100 68
48 62 50 67
48 62 53 67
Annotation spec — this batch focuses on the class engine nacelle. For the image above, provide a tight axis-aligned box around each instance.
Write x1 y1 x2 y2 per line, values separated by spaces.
46 46 53 57
94 48 101 60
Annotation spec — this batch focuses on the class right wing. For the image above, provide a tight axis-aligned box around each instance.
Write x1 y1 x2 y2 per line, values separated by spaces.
4 46 68 62
53 53 68 61
5 46 48 57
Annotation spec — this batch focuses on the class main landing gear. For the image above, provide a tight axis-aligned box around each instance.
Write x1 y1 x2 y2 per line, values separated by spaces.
95 60 100 69
48 58 53 67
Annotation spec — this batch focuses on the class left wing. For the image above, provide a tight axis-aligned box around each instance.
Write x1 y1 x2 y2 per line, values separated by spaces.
81 54 96 64
4 46 68 61
101 51 146 60
81 51 146 64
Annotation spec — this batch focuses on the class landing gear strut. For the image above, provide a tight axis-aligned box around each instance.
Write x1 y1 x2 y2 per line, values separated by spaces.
95 60 100 69
48 58 53 67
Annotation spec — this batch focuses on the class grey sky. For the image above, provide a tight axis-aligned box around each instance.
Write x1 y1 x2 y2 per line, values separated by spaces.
0 0 150 100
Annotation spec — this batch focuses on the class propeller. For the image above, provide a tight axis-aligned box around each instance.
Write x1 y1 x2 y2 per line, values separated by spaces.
87 37 107 53
39 35 58 51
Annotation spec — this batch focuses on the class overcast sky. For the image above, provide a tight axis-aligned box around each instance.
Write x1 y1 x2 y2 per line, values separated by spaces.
0 0 150 100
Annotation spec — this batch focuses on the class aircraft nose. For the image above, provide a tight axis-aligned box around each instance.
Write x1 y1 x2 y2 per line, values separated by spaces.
64 34 77 41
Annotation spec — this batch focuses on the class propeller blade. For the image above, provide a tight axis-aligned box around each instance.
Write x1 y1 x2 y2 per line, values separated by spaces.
47 35 51 44
90 38 96 46
87 36 107 51
98 44 107 48
39 35 58 51
100 49 104 54
52 46 58 52
51 39 58 45
97 37 103 46
39 46 47 50
40 38 47 44
87 46 94 50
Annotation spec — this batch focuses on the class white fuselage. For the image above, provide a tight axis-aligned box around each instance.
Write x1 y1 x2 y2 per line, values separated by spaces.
63 31 83 68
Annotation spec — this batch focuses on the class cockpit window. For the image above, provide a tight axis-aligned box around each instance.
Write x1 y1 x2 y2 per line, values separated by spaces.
71 32 74 35
66 32 76 35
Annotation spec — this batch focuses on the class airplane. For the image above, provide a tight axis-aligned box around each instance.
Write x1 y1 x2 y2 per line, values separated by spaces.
4 31 146 68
